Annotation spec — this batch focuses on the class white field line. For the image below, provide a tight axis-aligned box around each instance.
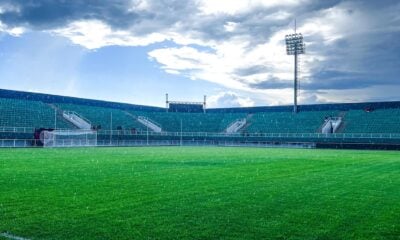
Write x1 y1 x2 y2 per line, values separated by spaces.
0 232 30 240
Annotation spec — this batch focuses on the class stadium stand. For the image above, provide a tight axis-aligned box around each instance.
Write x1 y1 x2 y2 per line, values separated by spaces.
1 89 400 149
129 111 246 132
0 97 73 129
245 111 339 133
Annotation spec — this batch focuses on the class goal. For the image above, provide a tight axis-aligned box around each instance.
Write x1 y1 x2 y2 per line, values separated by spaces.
40 130 97 147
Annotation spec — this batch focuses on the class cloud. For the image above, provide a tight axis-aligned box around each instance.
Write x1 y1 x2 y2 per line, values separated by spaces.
251 70 397 90
208 91 255 108
51 20 168 49
0 0 399 105
0 21 24 36
197 0 307 15
148 44 250 90
0 4 24 36
310 84 400 104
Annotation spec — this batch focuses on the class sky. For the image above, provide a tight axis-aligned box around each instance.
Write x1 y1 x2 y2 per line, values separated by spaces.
0 0 399 108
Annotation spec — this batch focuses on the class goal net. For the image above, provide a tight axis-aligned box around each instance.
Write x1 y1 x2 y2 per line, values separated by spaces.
40 130 97 147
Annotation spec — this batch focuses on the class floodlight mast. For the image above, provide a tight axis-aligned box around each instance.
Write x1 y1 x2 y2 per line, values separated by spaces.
285 26 305 113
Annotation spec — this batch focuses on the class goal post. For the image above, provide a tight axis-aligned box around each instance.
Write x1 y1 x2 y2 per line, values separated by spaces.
40 130 97 147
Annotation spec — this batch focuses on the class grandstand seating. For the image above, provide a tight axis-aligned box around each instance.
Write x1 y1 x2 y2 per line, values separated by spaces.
343 109 400 133
129 111 246 132
0 97 72 129
246 111 339 133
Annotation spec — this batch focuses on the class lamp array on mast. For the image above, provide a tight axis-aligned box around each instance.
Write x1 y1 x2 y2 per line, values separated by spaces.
285 33 305 55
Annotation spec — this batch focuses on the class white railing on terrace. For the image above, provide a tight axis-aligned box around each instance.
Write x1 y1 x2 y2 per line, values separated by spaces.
63 111 92 130
137 116 162 132
321 117 342 134
225 118 247 133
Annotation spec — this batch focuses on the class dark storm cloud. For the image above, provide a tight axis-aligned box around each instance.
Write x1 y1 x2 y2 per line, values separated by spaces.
0 1 131 29
0 0 368 48
0 0 398 43
0 0 344 43
251 70 398 90
188 1 348 46
0 0 196 32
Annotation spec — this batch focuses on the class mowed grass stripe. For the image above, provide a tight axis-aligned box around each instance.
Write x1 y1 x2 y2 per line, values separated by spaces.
0 147 399 239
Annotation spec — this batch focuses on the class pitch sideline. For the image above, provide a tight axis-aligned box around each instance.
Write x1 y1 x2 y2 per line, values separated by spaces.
0 232 30 240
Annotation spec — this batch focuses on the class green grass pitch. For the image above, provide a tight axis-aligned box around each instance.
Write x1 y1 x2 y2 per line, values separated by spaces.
0 147 399 240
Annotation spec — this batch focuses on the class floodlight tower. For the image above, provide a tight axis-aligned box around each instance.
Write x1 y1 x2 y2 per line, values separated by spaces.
285 24 305 113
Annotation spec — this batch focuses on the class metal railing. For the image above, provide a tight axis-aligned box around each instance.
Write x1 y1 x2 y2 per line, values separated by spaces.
97 130 400 139
1 137 399 149
0 127 35 133
1 126 400 139
0 139 316 149
0 139 38 147
1 127 400 149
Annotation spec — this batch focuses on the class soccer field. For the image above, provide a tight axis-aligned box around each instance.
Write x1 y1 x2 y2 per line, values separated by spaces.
0 147 399 240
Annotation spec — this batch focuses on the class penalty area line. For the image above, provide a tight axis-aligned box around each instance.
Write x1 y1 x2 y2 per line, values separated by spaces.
0 232 30 240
